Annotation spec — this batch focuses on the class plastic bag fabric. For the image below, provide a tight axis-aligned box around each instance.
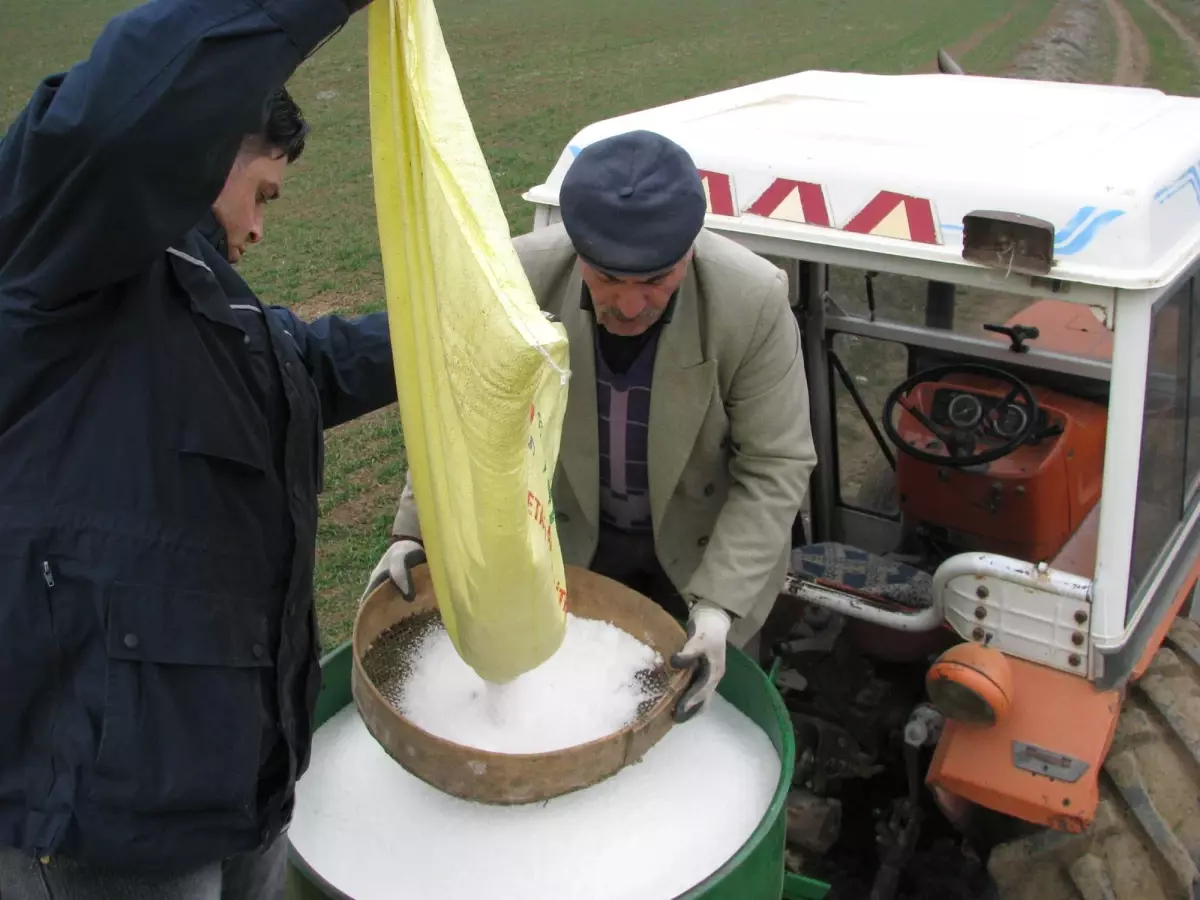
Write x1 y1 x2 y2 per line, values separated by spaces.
367 0 570 683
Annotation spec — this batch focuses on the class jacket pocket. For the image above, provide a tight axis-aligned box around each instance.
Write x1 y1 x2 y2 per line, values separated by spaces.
89 583 273 815
172 397 271 480
176 441 268 479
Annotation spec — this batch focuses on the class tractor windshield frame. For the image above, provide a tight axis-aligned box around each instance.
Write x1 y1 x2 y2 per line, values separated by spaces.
1090 261 1200 688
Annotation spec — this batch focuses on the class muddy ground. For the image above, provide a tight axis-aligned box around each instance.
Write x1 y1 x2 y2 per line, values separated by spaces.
1009 0 1119 82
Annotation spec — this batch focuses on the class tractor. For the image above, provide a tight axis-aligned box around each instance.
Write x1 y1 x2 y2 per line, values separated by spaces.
524 51 1200 900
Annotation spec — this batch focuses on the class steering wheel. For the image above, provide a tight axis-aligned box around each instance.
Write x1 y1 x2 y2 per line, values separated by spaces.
882 364 1040 468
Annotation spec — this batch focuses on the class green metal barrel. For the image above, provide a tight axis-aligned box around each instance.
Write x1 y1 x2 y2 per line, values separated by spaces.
286 640 827 900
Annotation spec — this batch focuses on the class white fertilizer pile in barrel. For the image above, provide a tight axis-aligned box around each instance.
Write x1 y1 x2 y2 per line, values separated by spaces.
290 694 780 900
398 613 665 753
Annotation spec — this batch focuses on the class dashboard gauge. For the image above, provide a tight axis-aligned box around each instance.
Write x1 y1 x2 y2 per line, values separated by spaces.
947 392 983 429
993 403 1028 439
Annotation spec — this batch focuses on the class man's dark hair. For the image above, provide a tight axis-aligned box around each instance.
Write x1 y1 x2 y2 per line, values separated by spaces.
246 87 309 163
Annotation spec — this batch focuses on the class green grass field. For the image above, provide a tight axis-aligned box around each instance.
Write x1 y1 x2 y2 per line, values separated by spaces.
3 0 1198 649
1159 0 1200 35
1128 0 1200 93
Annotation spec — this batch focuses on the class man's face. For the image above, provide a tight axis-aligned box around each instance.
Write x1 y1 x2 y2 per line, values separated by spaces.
211 150 288 264
580 251 691 336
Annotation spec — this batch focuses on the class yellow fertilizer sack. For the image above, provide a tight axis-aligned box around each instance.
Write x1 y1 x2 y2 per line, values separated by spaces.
366 0 571 683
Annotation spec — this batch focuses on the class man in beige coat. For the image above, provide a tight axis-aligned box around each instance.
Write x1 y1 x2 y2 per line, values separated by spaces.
367 130 816 719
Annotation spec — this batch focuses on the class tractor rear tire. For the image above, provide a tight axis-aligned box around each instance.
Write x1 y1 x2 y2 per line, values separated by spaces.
986 618 1200 900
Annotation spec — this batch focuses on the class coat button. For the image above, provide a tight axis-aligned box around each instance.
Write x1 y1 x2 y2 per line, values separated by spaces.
697 536 709 547
123 633 139 650
703 483 715 497
252 644 264 660
243 334 251 346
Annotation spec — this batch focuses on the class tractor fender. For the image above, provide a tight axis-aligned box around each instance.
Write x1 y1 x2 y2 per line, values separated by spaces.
988 619 1200 900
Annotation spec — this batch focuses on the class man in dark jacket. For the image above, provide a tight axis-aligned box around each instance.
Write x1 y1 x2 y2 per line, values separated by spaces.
0 0 389 896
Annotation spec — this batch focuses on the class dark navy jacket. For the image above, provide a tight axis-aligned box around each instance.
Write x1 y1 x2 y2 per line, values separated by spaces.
0 0 395 872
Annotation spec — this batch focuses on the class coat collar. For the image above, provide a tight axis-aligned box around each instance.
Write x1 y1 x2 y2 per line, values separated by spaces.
557 258 716 536
197 208 230 260
646 261 716 534
165 213 246 334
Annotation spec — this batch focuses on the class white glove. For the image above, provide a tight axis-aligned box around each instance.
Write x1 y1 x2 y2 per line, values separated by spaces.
670 601 732 722
361 539 426 605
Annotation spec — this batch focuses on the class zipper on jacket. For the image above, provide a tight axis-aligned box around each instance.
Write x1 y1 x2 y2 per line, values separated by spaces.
39 558 63 849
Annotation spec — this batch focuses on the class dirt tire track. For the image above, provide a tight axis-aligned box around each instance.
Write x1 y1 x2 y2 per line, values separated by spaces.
1104 0 1151 86
918 0 1033 72
1141 0 1200 61
1006 0 1111 83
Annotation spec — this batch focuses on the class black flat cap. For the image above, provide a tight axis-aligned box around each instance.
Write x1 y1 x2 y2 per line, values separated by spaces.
559 130 707 277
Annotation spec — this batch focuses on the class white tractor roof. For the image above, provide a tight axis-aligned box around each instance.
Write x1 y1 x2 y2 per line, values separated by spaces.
524 70 1200 291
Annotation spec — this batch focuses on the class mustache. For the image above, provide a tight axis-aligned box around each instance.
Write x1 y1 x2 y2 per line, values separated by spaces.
599 307 661 324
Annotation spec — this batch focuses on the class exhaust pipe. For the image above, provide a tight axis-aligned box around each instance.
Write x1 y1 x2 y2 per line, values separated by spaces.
936 49 966 75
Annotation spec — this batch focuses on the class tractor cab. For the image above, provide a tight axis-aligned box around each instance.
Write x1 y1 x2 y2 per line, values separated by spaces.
526 65 1200 898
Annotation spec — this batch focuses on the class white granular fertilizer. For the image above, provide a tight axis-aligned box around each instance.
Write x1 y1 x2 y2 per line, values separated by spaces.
290 696 780 900
398 613 663 753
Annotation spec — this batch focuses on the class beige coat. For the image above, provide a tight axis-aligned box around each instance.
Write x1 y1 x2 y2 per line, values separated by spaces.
392 224 816 645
